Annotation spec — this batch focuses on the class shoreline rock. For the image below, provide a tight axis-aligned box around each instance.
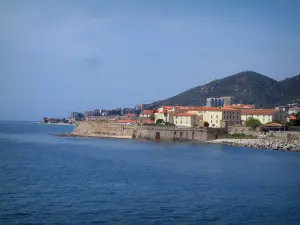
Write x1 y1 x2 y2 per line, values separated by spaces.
208 138 300 152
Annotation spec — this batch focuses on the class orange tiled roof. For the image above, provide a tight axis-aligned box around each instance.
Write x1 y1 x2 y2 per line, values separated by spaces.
228 104 256 109
124 113 136 117
178 106 240 112
162 106 174 109
140 110 153 115
241 109 277 115
141 120 155 124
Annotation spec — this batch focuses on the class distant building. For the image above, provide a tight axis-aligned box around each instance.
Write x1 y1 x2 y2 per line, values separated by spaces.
206 96 235 107
241 109 279 124
71 112 80 120
123 113 136 118
183 106 241 128
139 110 154 118
288 107 300 115
154 105 241 128
274 106 288 123
228 104 255 109
84 111 95 117
135 104 144 111
154 106 175 124
173 113 198 127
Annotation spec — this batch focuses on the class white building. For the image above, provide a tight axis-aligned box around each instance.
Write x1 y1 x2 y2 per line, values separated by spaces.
288 107 300 115
241 109 279 124
183 106 241 128
173 113 198 127
139 110 154 118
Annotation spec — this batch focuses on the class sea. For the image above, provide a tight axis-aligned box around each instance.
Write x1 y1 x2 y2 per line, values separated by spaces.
1 121 300 225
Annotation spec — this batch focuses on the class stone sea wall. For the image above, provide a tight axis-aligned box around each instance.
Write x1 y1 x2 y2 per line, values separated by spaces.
136 126 226 142
73 121 136 138
71 121 225 142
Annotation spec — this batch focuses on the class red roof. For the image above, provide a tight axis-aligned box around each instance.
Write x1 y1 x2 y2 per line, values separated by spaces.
162 106 174 109
141 120 155 124
124 113 136 117
174 113 194 117
228 104 256 109
140 110 153 115
241 109 277 115
178 106 240 112
289 115 296 120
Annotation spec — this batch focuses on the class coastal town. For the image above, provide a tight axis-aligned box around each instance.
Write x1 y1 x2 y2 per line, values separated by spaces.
48 96 300 129
47 95 300 152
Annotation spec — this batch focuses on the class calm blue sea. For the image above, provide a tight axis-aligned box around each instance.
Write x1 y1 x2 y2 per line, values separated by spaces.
1 121 300 224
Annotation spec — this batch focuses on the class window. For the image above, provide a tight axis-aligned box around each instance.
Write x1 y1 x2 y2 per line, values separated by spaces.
211 120 212 124
216 115 218 118
180 121 182 124
211 115 213 118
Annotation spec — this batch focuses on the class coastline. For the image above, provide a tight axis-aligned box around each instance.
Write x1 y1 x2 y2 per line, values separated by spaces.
54 132 300 152
208 138 300 152
35 122 74 126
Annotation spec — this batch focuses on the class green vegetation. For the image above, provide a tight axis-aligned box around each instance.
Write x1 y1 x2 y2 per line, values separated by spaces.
290 112 300 126
221 133 257 139
150 114 155 121
156 119 164 125
146 72 300 109
204 121 210 127
245 117 261 129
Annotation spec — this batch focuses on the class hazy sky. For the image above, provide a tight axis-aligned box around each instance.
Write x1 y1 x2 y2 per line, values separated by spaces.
1 0 300 120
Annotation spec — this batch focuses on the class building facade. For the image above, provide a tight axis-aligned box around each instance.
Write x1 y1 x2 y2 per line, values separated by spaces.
139 110 154 118
173 113 198 127
241 109 278 124
185 107 241 128
206 96 235 107
152 105 241 128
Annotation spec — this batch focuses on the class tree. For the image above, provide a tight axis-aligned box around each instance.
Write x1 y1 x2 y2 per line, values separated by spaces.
150 114 155 121
245 117 261 129
204 121 210 127
290 112 300 126
156 119 164 125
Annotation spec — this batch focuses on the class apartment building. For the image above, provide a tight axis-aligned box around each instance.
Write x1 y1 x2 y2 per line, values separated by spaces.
139 110 154 118
181 107 241 128
173 113 198 127
153 106 241 128
154 106 175 124
241 109 278 124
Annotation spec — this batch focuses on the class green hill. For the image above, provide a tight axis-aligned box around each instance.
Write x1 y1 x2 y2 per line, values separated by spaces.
145 71 300 109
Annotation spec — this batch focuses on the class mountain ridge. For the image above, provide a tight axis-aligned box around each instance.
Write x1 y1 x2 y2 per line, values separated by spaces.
145 71 300 109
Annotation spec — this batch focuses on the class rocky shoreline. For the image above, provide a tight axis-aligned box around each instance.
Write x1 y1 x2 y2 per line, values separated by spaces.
209 138 300 152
